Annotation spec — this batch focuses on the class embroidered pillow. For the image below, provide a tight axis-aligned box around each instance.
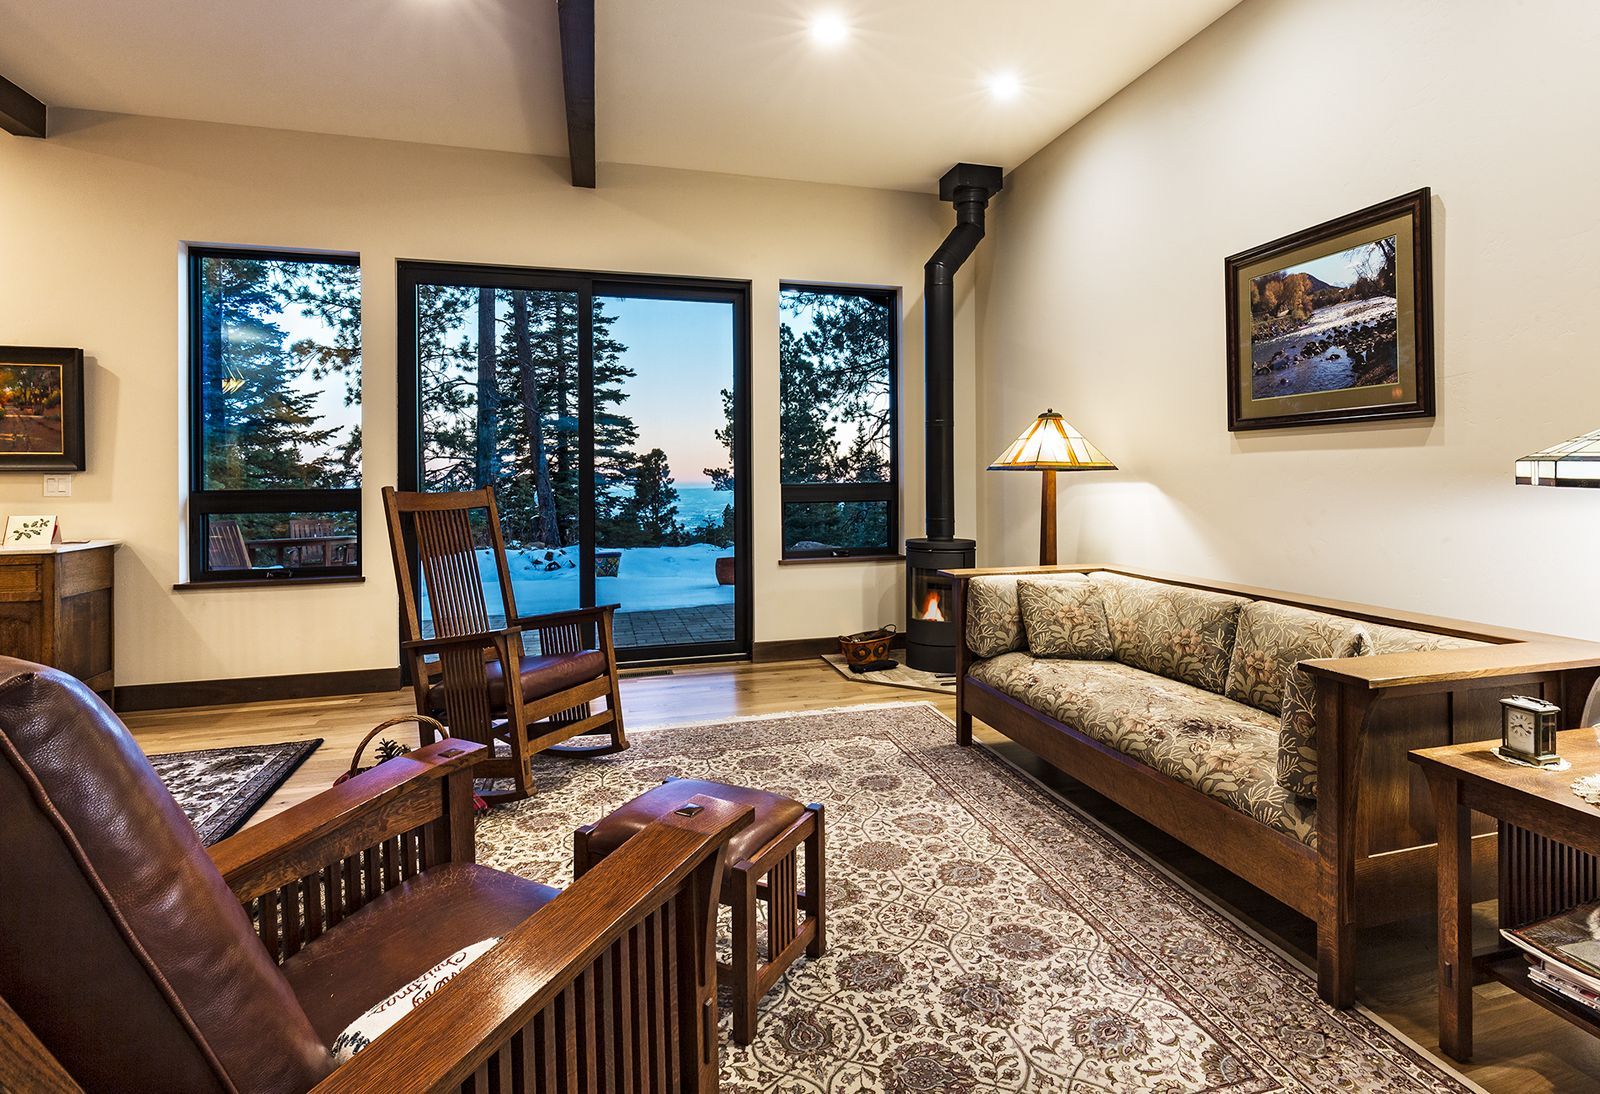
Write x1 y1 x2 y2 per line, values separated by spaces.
967 574 1076 658
1276 626 1370 800
331 937 501 1064
1225 601 1368 715
1095 575 1248 693
1016 578 1112 659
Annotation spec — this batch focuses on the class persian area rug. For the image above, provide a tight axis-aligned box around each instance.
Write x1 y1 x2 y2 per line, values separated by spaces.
821 652 957 695
150 738 322 845
477 702 1473 1093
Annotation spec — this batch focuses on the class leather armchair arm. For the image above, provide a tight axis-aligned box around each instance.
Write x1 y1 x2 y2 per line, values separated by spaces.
308 794 753 1094
209 738 486 902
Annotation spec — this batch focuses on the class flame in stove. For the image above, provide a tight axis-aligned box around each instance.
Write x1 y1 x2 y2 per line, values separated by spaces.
918 591 946 623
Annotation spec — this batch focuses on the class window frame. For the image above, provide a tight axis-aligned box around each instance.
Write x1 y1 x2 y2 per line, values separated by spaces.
185 246 364 585
777 283 901 561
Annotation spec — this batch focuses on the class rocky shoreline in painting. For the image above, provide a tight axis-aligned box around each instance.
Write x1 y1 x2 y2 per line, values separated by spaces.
1250 295 1399 400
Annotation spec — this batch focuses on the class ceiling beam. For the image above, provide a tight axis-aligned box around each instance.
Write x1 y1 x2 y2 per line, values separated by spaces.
557 0 596 188
0 72 46 138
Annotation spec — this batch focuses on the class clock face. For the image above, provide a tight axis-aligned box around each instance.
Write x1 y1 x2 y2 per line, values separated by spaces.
1506 709 1537 752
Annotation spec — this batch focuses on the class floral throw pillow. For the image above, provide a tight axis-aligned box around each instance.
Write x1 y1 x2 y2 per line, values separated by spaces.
967 574 1064 658
1225 601 1368 715
1017 578 1112 659
331 936 501 1064
1276 626 1371 800
1096 576 1248 693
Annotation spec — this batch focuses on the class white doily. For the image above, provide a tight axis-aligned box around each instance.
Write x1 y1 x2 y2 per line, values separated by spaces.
1489 746 1571 772
1574 774 1600 806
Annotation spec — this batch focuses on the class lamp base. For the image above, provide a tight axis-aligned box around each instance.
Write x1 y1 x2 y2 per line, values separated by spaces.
1039 469 1057 566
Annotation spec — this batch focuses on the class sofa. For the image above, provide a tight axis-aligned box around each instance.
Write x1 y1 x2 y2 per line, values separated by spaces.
949 565 1600 1007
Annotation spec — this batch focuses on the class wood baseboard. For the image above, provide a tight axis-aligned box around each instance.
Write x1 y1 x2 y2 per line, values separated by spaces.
115 667 403 712
752 633 905 664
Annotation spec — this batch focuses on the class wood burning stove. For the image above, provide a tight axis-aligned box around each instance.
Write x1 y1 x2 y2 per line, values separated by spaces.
904 163 1000 673
905 536 974 673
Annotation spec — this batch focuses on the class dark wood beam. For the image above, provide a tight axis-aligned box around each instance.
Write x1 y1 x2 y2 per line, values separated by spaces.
0 72 46 139
557 0 596 188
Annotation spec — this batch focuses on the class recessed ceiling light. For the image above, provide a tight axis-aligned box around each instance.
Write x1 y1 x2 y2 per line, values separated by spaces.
987 70 1022 101
809 11 850 48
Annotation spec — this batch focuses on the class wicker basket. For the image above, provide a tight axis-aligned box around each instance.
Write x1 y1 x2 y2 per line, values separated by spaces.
838 625 897 667
333 714 447 786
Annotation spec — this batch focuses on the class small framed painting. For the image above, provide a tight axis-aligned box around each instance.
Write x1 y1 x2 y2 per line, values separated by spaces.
1225 189 1434 431
0 347 85 470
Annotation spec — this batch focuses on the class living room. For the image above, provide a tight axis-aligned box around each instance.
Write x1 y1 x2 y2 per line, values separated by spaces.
3 1 1599 1091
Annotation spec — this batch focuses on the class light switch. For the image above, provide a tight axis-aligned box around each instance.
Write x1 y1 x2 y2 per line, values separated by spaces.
42 475 72 498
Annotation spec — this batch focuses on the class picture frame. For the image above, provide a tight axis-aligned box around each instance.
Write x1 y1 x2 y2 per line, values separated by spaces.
0 346 86 471
1225 189 1433 431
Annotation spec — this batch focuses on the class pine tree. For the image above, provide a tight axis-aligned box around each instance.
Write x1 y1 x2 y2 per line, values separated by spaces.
622 448 682 545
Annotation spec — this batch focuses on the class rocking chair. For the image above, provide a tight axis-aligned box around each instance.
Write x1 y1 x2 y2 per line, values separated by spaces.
382 486 628 804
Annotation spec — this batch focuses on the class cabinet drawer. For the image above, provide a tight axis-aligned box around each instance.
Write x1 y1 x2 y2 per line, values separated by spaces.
0 564 42 598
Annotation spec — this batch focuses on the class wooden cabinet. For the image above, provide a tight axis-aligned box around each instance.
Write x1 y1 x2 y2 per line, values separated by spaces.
0 541 115 697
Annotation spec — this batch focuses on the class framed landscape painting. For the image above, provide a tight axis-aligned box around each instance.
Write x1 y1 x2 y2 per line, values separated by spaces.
1225 188 1434 431
0 347 86 470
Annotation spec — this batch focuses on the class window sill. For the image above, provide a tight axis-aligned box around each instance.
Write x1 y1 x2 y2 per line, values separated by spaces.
778 553 905 566
173 575 366 591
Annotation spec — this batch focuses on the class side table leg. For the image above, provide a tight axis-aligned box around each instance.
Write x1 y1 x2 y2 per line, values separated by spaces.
1428 769 1473 1061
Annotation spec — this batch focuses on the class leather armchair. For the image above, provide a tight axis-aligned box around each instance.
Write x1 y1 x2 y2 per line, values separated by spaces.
0 658 749 1093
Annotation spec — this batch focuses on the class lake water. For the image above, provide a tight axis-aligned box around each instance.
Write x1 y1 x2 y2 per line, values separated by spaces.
675 484 731 530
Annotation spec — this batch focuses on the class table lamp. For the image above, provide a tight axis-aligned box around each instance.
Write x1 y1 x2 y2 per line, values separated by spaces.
988 409 1116 565
1515 428 1600 488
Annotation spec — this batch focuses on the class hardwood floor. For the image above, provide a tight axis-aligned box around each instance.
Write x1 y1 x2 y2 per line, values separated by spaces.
124 659 1600 1092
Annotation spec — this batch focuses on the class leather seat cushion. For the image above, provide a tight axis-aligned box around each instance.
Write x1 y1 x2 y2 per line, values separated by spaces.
426 650 607 712
586 778 806 866
281 862 559 1045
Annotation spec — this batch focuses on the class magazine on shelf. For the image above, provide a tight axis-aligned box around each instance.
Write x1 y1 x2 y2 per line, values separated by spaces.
1527 964 1600 1013
1501 901 1600 989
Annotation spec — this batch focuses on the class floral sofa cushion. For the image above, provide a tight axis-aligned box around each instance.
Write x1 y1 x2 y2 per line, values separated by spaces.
1275 627 1371 801
969 652 1317 846
1363 622 1488 655
1092 574 1249 694
1224 601 1367 715
1017 577 1112 659
966 573 1089 658
1275 621 1484 801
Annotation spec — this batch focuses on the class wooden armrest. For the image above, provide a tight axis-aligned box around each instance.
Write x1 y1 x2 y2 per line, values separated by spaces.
402 628 521 652
0 991 80 1094
309 794 753 1094
209 739 485 899
941 565 1099 579
1303 641 1600 691
512 603 620 630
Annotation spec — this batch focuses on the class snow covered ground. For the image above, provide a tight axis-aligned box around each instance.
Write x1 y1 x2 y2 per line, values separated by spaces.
421 543 735 620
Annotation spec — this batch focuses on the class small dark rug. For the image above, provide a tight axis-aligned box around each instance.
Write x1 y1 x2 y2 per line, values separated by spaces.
149 739 322 845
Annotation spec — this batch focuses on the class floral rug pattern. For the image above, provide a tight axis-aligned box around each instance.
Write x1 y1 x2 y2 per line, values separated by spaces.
476 703 1469 1093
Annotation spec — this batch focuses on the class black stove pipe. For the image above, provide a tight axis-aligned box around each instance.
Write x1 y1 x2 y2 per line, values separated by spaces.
923 163 1003 542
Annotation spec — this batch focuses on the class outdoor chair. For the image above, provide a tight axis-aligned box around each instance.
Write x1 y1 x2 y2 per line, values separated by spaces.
0 657 747 1093
382 486 628 804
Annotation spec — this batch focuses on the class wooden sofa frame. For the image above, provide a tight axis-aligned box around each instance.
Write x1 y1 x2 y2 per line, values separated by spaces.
949 563 1600 1008
2 737 751 1094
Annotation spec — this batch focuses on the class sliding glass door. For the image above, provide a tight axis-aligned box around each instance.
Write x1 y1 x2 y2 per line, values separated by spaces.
399 264 750 661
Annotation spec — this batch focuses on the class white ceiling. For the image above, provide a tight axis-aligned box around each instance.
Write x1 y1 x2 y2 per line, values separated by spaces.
0 0 1240 193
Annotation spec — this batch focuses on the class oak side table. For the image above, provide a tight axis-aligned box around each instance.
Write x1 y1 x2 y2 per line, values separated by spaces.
1411 730 1600 1061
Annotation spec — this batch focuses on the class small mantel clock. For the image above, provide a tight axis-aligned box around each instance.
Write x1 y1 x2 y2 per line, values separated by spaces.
1499 695 1561 765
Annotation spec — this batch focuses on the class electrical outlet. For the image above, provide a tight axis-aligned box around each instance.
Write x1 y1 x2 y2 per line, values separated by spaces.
42 475 72 498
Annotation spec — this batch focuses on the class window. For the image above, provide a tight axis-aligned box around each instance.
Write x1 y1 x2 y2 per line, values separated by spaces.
187 248 362 582
778 285 898 558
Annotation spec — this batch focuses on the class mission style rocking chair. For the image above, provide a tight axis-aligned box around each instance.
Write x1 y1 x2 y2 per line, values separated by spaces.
383 486 628 803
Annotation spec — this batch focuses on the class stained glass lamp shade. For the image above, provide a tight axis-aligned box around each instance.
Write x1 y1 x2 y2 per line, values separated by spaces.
1516 428 1600 488
988 410 1116 565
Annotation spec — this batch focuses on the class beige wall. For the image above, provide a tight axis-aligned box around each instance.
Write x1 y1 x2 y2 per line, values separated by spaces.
979 0 1600 639
0 111 975 685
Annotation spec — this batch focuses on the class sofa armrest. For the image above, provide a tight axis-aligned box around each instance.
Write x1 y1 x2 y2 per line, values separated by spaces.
1302 641 1600 692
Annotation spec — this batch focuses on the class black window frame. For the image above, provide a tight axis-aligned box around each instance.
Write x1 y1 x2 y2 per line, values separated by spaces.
396 260 754 665
185 246 364 585
777 283 901 560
